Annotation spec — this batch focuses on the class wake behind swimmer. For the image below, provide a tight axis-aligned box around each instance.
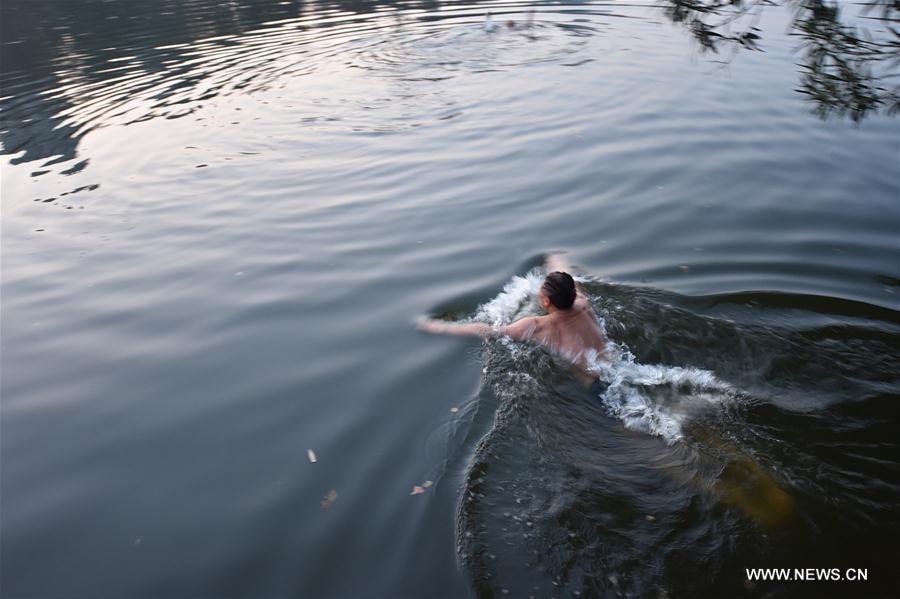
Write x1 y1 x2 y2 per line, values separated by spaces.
420 256 796 528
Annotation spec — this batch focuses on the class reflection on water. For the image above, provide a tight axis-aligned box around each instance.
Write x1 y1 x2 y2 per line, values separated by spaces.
662 0 899 120
2 0 898 597
1 0 600 172
1 0 897 176
793 0 900 120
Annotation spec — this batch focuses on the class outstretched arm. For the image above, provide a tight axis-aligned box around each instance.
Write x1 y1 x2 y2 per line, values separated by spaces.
416 317 500 338
417 315 538 341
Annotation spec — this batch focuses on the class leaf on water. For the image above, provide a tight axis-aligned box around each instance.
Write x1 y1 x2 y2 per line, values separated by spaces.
411 479 434 495
321 489 338 509
307 449 317 463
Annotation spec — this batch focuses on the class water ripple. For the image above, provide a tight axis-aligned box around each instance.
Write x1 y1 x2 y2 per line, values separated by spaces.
2 1 638 173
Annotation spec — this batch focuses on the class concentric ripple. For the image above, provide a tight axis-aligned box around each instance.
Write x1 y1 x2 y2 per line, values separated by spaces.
1 1 635 174
2 1 897 598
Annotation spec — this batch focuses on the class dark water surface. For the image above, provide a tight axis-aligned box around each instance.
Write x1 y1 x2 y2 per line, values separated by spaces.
2 0 898 597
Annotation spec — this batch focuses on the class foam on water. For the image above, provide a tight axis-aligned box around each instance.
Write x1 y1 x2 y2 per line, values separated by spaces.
475 270 733 443
474 268 545 326
591 358 732 443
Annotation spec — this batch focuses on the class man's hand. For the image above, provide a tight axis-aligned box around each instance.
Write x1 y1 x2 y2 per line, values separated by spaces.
544 252 571 273
416 316 453 335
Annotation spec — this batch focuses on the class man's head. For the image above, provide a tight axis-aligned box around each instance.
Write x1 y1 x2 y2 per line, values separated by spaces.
540 271 576 311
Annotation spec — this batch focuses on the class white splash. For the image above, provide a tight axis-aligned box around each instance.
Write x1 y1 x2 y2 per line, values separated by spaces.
483 11 498 33
475 270 733 444
591 355 732 443
474 268 544 326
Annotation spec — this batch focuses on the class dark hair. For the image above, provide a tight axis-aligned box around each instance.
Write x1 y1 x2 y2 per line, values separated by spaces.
542 271 576 310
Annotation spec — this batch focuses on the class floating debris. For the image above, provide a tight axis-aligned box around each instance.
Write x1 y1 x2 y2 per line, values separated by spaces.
321 489 338 509
307 449 317 463
646 514 656 522
411 478 434 496
450 407 459 413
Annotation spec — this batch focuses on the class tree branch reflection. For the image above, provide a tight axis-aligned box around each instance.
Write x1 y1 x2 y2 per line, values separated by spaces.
662 0 900 120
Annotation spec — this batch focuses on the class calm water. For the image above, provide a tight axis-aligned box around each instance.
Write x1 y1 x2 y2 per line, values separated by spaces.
2 0 898 597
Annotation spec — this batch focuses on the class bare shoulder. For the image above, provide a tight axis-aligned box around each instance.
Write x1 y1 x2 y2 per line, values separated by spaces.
503 315 543 341
574 293 595 314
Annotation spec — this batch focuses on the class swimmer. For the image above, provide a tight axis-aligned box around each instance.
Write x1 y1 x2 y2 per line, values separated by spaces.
417 253 608 385
483 11 498 33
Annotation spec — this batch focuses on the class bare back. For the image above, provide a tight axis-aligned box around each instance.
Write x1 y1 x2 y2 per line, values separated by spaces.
504 295 607 376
